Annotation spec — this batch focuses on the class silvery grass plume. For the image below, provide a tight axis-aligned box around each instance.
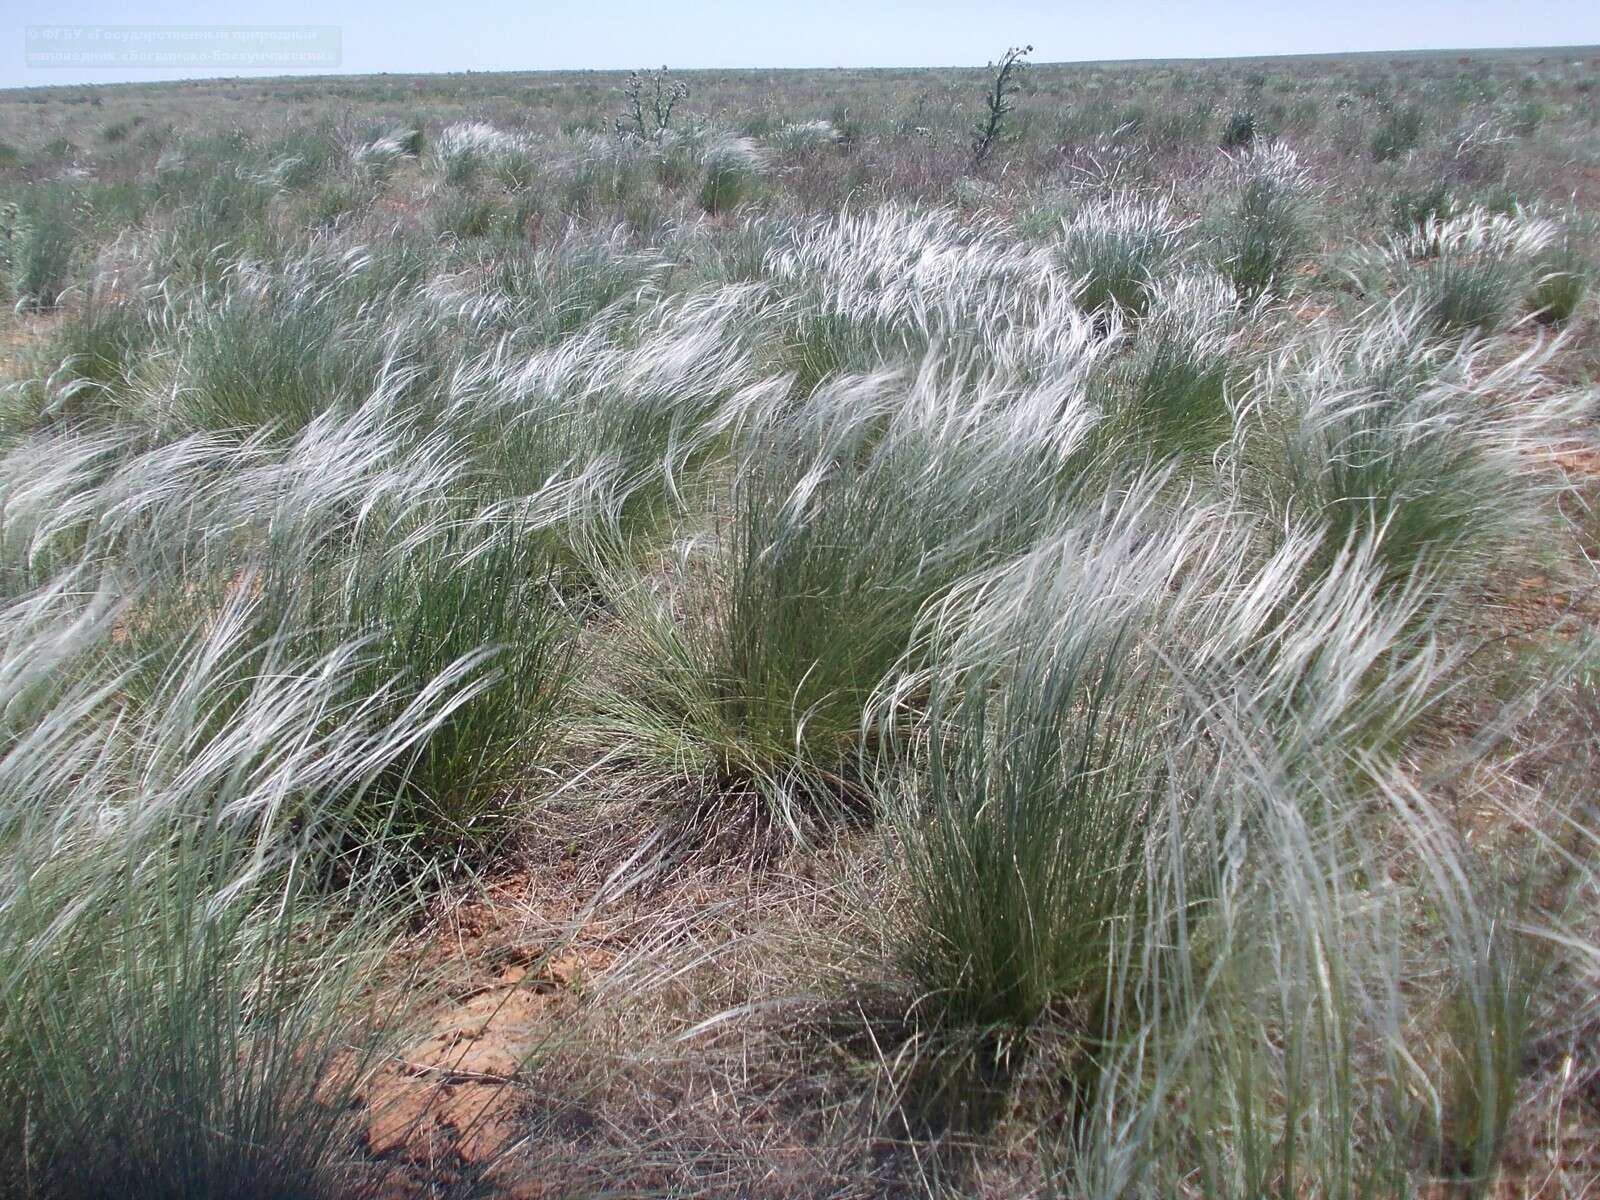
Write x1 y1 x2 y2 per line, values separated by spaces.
1372 205 1561 335
347 128 417 186
0 428 128 594
430 120 535 184
871 475 1540 1195
1232 296 1578 595
768 119 841 153
1216 140 1316 299
1222 138 1315 194
765 205 1077 391
0 568 488 1199
430 228 675 346
182 406 575 851
355 128 419 164
0 389 462 602
132 240 444 438
442 282 778 568
2 373 581 855
1058 134 1159 193
1065 653 1560 1199
1091 269 1259 465
698 134 767 214
1054 190 1195 319
588 350 1108 838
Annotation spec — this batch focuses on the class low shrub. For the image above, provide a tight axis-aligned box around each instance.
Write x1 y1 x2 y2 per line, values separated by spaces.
1370 101 1426 161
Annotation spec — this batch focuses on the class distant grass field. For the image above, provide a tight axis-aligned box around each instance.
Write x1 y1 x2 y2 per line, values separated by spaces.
0 47 1598 1200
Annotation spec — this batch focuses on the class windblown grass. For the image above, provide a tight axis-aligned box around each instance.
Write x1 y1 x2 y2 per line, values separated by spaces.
0 580 450 1199
590 358 1104 835
0 56 1595 1200
1240 300 1572 594
1054 192 1191 319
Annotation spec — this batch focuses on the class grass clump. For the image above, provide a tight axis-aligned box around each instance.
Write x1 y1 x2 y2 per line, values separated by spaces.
297 514 577 858
432 188 513 239
34 294 151 421
0 586 442 1200
0 185 80 311
1219 108 1257 148
1215 142 1313 299
1389 207 1556 335
886 498 1188 1033
1055 192 1190 319
1389 179 1458 239
591 362 1097 836
149 247 430 438
1245 302 1569 594
1093 271 1246 464
699 136 765 214
1370 100 1426 162
429 121 534 188
1528 238 1589 324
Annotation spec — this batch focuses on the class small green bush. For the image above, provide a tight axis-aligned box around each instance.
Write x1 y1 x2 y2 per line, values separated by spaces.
1370 102 1425 162
1220 109 1257 148
0 185 80 311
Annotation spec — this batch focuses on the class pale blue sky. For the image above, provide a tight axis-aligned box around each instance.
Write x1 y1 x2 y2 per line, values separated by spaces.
7 1 1600 89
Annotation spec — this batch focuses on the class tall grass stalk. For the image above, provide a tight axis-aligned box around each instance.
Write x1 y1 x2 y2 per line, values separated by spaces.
0 580 474 1199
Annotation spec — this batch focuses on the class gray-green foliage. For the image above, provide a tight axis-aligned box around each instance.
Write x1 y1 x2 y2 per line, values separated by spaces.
1055 192 1190 318
0 75 1593 1199
0 580 437 1199
1243 302 1569 594
0 185 80 310
1216 143 1313 299
591 360 1101 833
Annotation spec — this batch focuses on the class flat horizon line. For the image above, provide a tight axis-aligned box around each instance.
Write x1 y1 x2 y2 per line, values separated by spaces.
4 41 1597 95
